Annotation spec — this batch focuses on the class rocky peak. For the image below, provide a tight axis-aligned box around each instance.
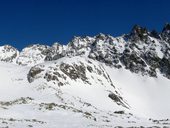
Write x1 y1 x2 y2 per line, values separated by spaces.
44 42 66 61
129 25 149 41
95 33 107 40
161 23 170 42
0 45 19 63
68 36 94 48
162 23 170 32
51 42 66 55
16 44 49 66
65 36 95 56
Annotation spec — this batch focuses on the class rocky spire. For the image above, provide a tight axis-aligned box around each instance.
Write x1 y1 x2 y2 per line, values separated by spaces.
161 23 170 42
129 25 149 41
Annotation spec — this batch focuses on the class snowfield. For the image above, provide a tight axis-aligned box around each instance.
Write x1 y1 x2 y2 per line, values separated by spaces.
0 56 170 128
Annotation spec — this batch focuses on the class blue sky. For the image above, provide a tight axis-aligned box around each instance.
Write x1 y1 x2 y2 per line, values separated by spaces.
0 0 169 50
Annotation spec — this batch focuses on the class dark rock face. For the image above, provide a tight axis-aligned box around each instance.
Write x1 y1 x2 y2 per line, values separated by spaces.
27 66 44 83
27 61 91 85
88 35 122 68
43 43 65 61
108 93 129 109
120 51 147 74
161 23 170 43
129 25 149 42
60 63 87 81
160 57 170 79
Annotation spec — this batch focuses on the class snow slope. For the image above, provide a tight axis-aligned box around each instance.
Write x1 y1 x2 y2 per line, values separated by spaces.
105 65 170 119
0 56 170 127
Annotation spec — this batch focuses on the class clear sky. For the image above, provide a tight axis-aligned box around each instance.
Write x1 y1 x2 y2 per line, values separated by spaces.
0 0 169 50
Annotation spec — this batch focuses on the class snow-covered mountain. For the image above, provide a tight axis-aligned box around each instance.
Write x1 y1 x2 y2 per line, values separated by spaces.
0 45 19 63
0 24 170 127
16 44 49 66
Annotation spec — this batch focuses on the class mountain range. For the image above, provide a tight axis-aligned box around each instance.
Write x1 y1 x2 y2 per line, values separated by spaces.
0 24 170 127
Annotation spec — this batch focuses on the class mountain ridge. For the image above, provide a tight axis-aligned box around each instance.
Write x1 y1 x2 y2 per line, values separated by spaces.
1 24 170 79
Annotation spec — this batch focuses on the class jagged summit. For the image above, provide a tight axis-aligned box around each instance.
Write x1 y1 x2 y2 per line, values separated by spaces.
162 23 170 32
161 23 170 42
128 25 148 41
130 25 148 35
